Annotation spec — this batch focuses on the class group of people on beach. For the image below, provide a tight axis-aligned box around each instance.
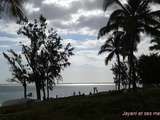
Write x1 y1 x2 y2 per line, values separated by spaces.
72 87 99 97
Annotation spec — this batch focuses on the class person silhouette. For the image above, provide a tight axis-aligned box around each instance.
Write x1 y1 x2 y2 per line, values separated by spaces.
73 91 76 96
27 92 32 97
93 87 98 94
78 91 81 96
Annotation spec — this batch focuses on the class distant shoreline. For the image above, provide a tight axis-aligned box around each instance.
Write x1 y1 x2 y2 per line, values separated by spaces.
0 82 115 86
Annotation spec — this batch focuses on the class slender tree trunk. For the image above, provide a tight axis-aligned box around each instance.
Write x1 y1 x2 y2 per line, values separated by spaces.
131 52 137 90
128 33 137 90
42 80 46 100
128 50 137 90
23 80 27 99
35 80 41 100
128 56 132 89
47 78 49 99
116 54 121 90
130 33 137 90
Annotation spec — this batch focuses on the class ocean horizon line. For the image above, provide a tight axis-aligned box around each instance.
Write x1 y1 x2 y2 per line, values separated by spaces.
0 82 115 86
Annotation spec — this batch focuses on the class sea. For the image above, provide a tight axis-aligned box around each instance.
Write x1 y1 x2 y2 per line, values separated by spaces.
0 83 115 106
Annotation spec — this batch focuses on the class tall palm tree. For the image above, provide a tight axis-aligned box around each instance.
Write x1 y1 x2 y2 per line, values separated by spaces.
99 31 124 90
0 0 27 22
99 0 160 89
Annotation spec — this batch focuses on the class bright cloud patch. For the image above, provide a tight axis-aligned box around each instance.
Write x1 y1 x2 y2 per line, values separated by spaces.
70 9 104 24
25 3 40 14
42 0 80 8
57 27 97 36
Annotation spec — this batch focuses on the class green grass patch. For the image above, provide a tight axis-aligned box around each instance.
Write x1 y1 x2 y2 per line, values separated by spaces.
0 88 160 120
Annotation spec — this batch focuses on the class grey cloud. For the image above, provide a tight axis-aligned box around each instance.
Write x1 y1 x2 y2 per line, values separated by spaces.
25 0 106 25
26 0 43 7
76 15 107 30
49 20 69 29
49 14 107 31
82 0 104 10
26 0 80 21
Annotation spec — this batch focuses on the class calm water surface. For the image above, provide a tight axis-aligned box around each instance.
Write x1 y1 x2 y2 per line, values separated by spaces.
0 84 115 105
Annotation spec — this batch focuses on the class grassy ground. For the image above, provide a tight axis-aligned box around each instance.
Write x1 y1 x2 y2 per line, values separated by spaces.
0 88 160 120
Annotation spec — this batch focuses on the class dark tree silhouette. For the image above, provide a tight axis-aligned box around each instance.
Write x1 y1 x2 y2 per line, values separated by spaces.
18 15 74 100
36 28 74 99
44 31 74 99
17 16 46 100
99 31 125 90
99 0 160 90
136 54 160 87
111 61 129 89
3 50 29 99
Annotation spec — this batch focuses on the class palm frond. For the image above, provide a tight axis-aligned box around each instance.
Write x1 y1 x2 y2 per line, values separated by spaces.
98 26 109 39
150 37 160 51
0 0 27 21
107 9 127 24
105 51 115 65
103 0 117 11
143 24 160 37
149 10 160 16
99 48 113 55
103 0 129 13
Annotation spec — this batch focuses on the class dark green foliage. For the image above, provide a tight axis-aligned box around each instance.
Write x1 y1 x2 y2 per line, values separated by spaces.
111 61 129 89
3 50 29 98
136 54 160 87
17 15 48 100
17 15 74 100
99 31 124 65
99 0 160 90
99 31 125 90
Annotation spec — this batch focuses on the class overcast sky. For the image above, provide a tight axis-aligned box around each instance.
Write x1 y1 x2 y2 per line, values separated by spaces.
0 0 153 84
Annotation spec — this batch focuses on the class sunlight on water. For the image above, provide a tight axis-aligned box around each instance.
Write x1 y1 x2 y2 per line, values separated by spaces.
58 83 115 86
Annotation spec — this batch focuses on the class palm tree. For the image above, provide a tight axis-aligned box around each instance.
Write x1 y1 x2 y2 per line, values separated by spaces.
99 31 124 90
0 0 27 22
99 0 160 89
